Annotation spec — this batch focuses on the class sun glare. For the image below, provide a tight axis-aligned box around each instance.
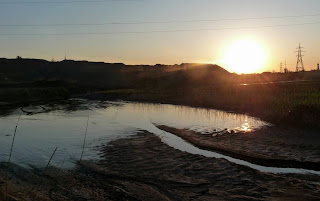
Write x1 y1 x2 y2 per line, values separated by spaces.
222 40 267 74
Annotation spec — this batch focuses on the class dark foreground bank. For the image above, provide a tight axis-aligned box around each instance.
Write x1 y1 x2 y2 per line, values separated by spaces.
1 131 320 200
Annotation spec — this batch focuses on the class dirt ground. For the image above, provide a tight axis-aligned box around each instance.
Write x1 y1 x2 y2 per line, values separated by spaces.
0 131 320 200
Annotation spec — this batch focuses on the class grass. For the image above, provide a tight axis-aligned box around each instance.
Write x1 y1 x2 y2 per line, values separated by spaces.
100 80 320 128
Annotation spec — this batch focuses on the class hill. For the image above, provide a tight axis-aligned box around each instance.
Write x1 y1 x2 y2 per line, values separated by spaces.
0 58 230 89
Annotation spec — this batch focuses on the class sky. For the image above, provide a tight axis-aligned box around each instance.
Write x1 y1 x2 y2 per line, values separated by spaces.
0 0 320 73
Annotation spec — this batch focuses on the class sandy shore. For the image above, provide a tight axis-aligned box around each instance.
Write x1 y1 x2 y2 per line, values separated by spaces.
95 131 320 200
1 131 320 200
157 125 320 170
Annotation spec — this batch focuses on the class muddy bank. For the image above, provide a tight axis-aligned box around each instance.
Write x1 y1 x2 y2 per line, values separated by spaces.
93 131 320 200
0 162 119 200
157 125 320 171
1 131 320 200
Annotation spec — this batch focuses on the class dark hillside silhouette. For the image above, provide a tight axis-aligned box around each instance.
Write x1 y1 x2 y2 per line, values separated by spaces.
1 58 320 127
124 63 231 89
0 58 128 89
0 58 231 89
2 58 319 89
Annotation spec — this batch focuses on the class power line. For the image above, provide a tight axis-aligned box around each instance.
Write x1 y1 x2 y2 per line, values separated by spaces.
1 13 320 27
0 0 136 4
0 21 319 36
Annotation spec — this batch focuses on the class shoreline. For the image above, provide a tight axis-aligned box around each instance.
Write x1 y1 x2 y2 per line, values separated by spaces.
157 125 320 171
1 86 320 130
80 89 320 129
81 131 320 200
1 131 320 200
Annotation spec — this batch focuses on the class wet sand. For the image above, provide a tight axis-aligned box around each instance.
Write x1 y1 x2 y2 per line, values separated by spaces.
95 131 320 200
157 125 320 170
1 131 320 200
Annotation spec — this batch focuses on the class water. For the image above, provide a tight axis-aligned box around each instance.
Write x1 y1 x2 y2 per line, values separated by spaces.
1 100 318 175
239 80 310 86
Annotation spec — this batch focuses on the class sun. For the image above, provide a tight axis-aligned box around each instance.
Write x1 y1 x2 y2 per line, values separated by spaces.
222 39 267 74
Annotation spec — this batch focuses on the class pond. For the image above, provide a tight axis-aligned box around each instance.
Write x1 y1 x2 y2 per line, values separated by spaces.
5 99 318 176
0 100 267 169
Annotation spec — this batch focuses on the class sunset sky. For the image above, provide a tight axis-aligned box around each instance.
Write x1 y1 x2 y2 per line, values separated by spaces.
0 0 320 73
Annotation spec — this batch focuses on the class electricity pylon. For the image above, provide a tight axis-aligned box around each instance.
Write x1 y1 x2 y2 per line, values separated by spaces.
295 43 305 72
284 60 288 73
279 61 283 73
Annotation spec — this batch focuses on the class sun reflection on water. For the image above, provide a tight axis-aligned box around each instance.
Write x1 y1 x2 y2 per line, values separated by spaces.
240 122 252 132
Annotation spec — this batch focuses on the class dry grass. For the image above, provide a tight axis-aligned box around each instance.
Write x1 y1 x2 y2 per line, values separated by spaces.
101 80 320 128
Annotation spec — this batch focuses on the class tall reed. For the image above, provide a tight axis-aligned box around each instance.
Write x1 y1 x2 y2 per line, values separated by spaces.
74 116 90 172
42 146 58 176
22 146 58 200
5 115 21 201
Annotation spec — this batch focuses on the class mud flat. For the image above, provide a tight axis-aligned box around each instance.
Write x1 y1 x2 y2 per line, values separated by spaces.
157 125 320 171
1 131 320 200
89 131 320 200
